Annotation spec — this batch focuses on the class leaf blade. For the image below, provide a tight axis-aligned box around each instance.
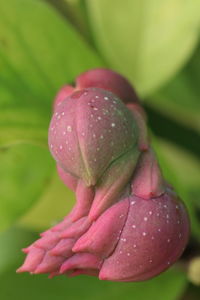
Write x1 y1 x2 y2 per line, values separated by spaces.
86 0 200 96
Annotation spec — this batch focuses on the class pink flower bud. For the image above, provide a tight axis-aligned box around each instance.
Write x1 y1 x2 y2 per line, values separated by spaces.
48 87 139 186
18 186 189 281
99 190 189 281
18 68 190 282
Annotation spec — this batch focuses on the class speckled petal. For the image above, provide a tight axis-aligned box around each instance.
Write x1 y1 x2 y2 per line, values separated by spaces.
49 87 139 186
100 191 190 282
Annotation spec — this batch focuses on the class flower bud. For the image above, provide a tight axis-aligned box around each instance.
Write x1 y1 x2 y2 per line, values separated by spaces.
48 87 139 186
18 68 190 282
18 186 189 281
99 189 189 281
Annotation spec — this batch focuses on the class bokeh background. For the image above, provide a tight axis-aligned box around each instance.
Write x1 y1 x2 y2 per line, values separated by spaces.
0 0 200 299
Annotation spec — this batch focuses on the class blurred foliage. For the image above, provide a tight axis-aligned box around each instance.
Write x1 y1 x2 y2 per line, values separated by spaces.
0 226 37 274
0 144 53 231
86 0 200 96
188 257 200 285
148 43 200 132
0 252 187 300
19 170 75 231
0 0 200 299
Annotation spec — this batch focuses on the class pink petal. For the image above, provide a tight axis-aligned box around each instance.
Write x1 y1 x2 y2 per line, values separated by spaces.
76 68 139 104
100 192 189 281
73 198 129 258
60 253 102 274
53 85 74 110
131 149 165 199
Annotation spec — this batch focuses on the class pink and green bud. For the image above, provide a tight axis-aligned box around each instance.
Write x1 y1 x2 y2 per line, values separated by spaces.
49 87 139 187
98 189 189 281
18 68 190 282
17 184 189 281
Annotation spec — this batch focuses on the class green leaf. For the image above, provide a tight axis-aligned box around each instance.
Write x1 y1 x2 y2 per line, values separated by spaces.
0 226 36 274
48 0 92 41
0 266 187 300
86 0 200 96
183 283 200 299
19 171 75 231
145 105 200 162
0 0 104 147
148 43 200 132
0 144 53 231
